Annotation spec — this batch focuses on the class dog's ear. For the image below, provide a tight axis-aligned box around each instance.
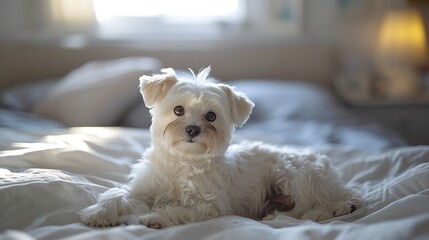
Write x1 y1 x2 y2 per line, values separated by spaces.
220 84 254 128
139 68 178 108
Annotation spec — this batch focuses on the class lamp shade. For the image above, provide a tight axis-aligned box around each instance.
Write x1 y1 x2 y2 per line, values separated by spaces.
378 9 427 65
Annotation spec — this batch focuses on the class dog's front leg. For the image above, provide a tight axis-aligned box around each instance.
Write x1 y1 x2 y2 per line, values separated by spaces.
138 205 216 229
80 187 144 227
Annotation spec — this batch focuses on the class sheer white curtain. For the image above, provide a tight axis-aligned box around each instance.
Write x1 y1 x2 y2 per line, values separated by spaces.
0 0 302 42
90 0 303 40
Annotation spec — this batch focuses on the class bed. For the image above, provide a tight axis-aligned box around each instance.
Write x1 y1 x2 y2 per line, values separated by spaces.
1 58 428 240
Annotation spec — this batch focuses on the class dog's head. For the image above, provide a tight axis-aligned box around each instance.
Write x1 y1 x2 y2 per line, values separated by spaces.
139 67 254 157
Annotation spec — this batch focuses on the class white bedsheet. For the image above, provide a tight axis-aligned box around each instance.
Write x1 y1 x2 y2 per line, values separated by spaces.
1 127 428 240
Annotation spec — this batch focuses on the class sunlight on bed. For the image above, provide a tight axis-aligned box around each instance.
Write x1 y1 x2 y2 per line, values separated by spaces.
0 168 74 184
1 127 149 165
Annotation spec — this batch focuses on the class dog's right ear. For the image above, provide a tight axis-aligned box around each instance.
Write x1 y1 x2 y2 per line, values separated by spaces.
139 68 178 108
220 84 255 128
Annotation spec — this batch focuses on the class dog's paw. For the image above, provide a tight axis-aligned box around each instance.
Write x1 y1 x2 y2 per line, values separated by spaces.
332 193 361 218
79 205 119 227
300 207 333 222
138 213 174 229
262 214 276 221
302 192 361 221
79 187 136 227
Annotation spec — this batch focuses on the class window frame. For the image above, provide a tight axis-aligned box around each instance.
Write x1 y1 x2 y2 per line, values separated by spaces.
92 0 304 42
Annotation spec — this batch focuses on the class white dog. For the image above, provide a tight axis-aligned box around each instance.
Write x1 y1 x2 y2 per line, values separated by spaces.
80 67 360 228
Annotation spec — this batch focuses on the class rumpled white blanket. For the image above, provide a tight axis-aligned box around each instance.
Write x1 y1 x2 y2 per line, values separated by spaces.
0 127 428 240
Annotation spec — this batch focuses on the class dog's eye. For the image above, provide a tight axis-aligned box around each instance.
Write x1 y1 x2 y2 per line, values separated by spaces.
205 112 216 122
174 106 185 116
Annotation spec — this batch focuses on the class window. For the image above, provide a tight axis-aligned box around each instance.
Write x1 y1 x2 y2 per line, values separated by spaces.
91 0 302 41
92 0 240 22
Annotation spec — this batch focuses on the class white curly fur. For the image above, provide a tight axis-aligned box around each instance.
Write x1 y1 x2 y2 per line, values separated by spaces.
79 67 361 228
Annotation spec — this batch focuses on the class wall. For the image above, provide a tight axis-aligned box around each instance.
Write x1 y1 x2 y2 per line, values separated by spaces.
2 0 422 91
0 0 342 91
0 40 336 91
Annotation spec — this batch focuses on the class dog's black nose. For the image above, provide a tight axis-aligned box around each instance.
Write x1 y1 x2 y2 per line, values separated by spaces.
186 125 201 138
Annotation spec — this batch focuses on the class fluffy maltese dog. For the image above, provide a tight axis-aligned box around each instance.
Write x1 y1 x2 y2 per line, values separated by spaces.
80 67 360 228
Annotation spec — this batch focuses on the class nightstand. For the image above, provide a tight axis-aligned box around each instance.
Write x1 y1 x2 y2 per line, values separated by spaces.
343 99 429 145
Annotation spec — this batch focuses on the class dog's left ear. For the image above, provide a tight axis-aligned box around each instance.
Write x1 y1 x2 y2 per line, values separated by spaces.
139 68 178 108
220 84 255 128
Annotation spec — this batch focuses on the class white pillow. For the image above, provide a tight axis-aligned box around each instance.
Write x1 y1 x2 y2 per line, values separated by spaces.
120 103 152 129
0 79 57 112
230 80 347 124
34 57 162 126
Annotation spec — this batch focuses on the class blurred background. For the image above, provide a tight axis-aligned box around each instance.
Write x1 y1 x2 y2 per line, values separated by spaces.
0 0 429 144
1 0 427 89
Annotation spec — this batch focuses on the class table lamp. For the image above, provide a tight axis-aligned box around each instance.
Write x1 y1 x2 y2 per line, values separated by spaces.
377 9 428 99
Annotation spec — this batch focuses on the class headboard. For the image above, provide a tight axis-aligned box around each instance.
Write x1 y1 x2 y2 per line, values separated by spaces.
0 41 338 91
